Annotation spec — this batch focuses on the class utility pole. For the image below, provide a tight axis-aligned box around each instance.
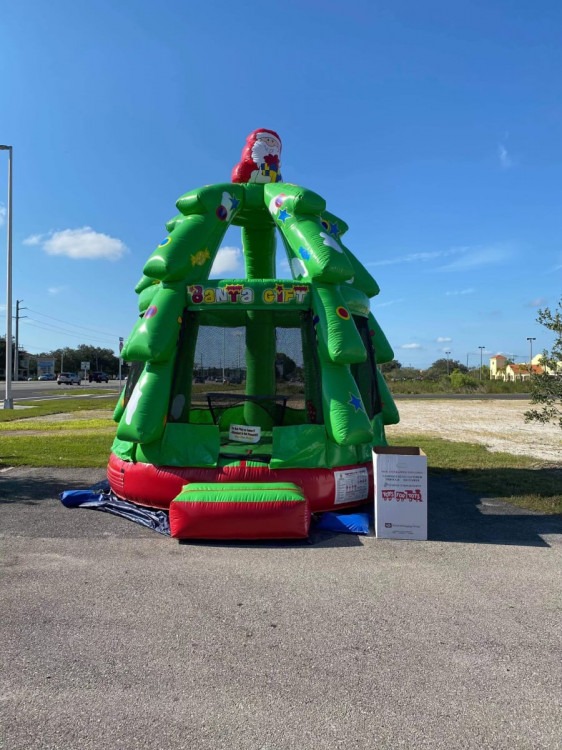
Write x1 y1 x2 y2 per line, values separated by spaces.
14 299 28 381
445 350 451 376
118 337 124 386
478 346 485 381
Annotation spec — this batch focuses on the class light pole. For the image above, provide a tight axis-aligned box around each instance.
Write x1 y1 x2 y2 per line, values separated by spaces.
526 337 536 373
478 346 485 381
445 350 451 375
1 145 13 408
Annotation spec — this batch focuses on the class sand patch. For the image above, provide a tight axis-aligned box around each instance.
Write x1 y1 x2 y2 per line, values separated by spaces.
386 399 562 464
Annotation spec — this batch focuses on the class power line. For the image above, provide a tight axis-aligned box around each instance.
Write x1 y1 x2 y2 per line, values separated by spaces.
24 307 119 338
24 319 118 346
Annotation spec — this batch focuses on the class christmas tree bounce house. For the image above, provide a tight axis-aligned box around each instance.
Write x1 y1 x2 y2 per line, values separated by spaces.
108 129 399 540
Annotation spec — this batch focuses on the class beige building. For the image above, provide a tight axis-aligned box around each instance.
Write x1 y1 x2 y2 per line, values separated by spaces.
489 353 559 381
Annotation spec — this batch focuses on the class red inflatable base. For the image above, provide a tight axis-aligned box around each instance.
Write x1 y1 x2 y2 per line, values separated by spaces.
169 482 310 540
107 453 373 514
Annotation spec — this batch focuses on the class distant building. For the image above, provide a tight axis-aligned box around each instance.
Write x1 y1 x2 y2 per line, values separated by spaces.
489 353 560 381
489 354 507 379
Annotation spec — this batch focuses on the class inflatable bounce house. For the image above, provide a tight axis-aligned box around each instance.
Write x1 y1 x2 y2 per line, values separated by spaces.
107 129 399 540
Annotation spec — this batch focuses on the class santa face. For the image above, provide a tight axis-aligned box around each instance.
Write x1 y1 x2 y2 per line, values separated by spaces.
260 135 280 153
251 134 281 165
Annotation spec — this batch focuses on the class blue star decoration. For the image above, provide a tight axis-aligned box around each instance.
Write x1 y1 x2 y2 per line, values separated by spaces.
348 393 363 412
229 195 240 211
329 222 339 237
278 208 291 223
299 246 311 260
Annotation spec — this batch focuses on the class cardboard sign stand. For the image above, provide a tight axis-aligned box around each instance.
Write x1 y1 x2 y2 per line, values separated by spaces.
373 446 428 540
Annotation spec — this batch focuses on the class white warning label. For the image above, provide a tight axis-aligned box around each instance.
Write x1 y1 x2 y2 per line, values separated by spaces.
334 467 369 505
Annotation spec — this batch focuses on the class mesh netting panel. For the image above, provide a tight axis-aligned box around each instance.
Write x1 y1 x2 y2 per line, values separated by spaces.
189 315 321 419
205 392 288 426
123 361 144 406
351 315 381 419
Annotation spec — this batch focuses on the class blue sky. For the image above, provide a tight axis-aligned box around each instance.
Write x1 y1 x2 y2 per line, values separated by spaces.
1 0 560 369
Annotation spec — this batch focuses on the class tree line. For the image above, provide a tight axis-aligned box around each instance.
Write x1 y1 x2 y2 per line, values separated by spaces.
0 340 122 379
2 299 560 429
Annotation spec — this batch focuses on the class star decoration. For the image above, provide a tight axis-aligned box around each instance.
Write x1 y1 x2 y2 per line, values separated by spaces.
230 195 240 211
329 222 339 236
299 246 311 260
278 208 291 222
348 393 363 412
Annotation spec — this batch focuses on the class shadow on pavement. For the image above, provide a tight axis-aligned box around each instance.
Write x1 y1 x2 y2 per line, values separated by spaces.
1 467 560 548
428 473 562 547
0 469 104 506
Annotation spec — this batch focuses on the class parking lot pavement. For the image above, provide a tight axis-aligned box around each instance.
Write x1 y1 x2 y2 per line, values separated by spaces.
1 468 561 750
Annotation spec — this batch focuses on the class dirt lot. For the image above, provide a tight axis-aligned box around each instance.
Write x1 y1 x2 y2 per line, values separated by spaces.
387 398 562 464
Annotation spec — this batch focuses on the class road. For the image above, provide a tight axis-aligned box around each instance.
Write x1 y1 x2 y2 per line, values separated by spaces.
2 381 532 408
4 380 121 403
1 468 561 750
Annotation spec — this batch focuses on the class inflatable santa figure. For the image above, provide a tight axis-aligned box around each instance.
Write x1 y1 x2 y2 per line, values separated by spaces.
231 128 282 184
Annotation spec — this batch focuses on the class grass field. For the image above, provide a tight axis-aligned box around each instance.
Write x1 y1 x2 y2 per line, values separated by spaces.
1 395 560 514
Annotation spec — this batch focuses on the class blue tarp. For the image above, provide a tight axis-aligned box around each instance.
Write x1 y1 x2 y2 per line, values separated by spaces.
60 482 170 536
313 510 371 535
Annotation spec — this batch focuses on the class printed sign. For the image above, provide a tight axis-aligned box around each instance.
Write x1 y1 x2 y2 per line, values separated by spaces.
228 424 262 444
373 447 427 540
37 357 55 375
334 467 369 505
188 282 310 306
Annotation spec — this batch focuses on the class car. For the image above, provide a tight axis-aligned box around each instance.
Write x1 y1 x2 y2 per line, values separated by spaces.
57 372 81 386
38 373 56 381
88 371 109 383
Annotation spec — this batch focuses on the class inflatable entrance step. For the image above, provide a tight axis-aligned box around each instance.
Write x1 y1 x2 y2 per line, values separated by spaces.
169 482 310 540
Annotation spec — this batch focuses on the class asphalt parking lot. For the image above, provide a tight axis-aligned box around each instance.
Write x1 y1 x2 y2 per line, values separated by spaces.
1 467 561 750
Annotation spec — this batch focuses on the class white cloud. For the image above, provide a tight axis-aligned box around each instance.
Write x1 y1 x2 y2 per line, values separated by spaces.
400 343 422 350
210 246 243 278
23 233 44 246
0 203 6 226
369 243 512 272
437 244 511 272
445 288 475 296
526 297 547 308
48 286 67 295
373 298 404 308
498 143 513 169
367 248 464 268
24 227 127 260
436 337 452 343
